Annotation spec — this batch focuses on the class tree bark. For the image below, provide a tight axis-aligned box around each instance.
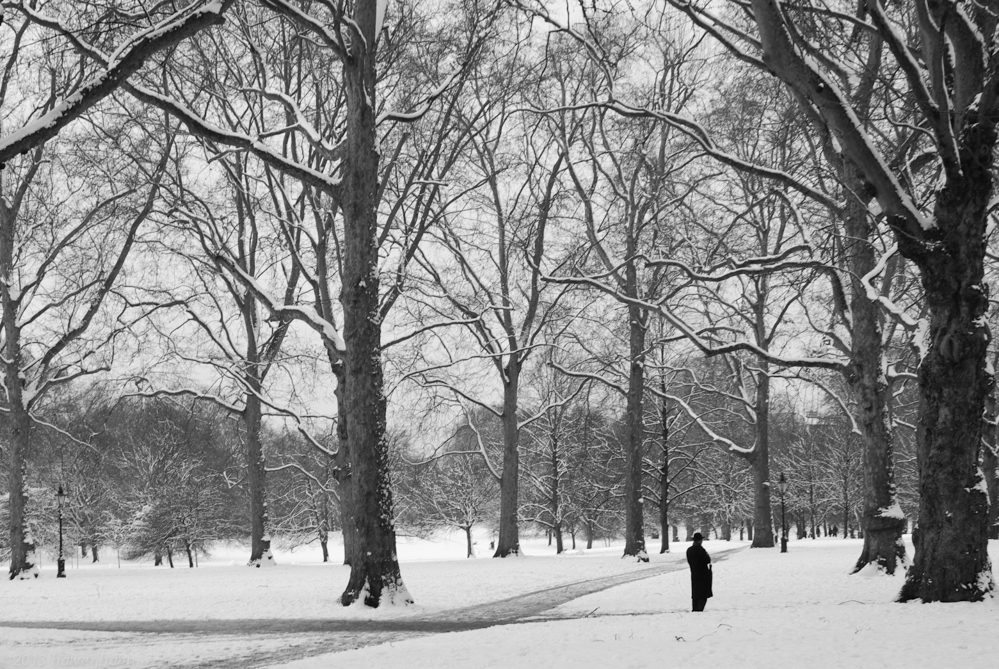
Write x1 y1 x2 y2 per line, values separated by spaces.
899 147 994 600
337 0 409 607
331 364 358 567
749 368 775 548
1 200 36 580
621 252 648 561
245 390 273 567
494 363 522 557
550 423 563 554
984 351 999 541
464 526 474 558
838 168 906 574
985 379 999 540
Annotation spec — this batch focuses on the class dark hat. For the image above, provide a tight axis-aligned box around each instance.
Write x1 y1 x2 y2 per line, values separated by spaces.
693 532 703 541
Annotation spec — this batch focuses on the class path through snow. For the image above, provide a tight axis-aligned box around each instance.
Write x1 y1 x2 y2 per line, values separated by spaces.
1 548 739 668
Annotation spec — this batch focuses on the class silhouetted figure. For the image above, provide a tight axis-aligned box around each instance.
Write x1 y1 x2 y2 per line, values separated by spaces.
686 532 713 612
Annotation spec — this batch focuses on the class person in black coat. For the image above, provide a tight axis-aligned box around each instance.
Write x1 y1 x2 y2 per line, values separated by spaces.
686 532 712 612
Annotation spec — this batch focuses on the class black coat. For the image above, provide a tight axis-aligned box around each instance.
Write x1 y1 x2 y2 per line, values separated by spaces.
686 543 713 599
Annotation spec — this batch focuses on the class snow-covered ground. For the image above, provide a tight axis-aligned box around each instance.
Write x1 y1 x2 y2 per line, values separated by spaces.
1 534 997 668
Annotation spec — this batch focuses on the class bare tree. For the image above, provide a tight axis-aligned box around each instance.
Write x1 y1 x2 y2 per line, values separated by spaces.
673 0 998 603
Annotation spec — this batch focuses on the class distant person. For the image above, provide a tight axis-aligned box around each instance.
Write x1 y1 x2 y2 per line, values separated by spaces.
686 532 712 612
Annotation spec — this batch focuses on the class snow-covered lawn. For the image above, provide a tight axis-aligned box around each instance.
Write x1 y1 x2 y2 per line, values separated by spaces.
1 535 997 668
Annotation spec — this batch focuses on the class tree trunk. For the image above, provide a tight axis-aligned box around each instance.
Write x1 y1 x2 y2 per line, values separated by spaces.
550 430 562 554
840 167 906 574
586 521 594 550
659 383 670 554
331 364 358 568
185 541 194 568
984 353 999 541
494 363 522 557
465 526 474 558
621 292 648 561
337 3 409 607
245 390 273 567
92 545 99 563
984 435 999 541
154 550 162 567
899 164 994 601
81 542 88 558
2 203 36 580
748 369 775 548
166 545 174 568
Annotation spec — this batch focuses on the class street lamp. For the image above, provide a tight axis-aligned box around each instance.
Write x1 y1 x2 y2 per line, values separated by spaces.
56 485 66 578
777 472 788 554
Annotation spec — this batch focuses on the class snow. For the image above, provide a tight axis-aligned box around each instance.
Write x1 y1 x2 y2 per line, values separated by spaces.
1 535 997 668
875 500 904 519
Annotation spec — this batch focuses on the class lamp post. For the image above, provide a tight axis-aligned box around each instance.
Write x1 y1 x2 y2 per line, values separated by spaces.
56 485 66 578
778 472 788 553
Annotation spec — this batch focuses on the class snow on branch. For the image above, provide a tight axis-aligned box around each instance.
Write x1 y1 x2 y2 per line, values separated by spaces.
377 68 464 125
859 244 919 329
550 363 627 397
381 315 484 352
259 0 349 59
748 0 931 236
516 375 590 431
524 99 840 212
640 245 822 282
544 271 848 372
646 384 753 456
0 0 234 164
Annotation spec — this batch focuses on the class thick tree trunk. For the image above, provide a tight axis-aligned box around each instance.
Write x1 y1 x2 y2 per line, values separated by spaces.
494 364 522 557
2 204 36 581
550 428 562 554
185 541 194 569
464 526 474 558
154 550 162 567
749 369 775 548
984 354 999 541
621 292 648 561
840 168 905 574
337 4 409 607
92 545 99 564
660 392 670 554
245 391 273 567
331 365 358 568
899 182 994 600
166 546 174 568
586 521 594 549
